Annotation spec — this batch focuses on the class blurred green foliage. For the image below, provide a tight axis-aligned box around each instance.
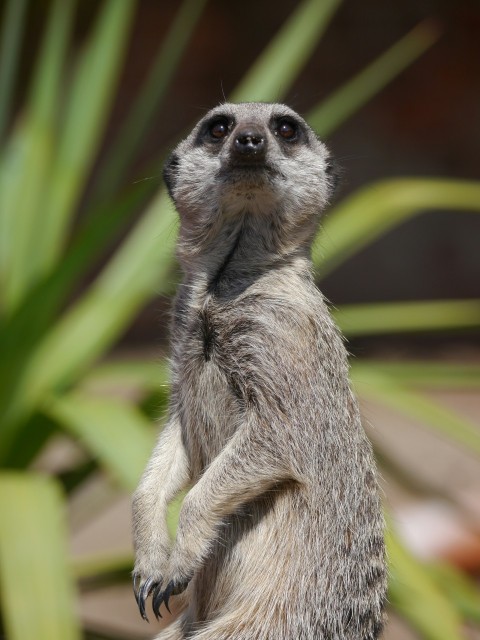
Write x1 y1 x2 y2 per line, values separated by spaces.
0 1 479 639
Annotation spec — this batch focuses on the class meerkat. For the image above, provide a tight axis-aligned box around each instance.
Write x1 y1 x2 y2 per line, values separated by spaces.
132 102 387 639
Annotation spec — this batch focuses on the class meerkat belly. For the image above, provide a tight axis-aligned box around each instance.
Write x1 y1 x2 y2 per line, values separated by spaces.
189 365 242 463
191 485 324 623
179 343 244 474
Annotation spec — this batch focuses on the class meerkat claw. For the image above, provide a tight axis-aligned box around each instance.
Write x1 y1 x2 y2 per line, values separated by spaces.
132 573 141 607
152 577 189 619
152 583 165 620
163 581 174 614
136 576 157 622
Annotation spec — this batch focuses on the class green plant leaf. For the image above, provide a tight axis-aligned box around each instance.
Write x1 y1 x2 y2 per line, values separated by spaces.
27 0 75 133
72 551 134 582
352 367 480 457
45 391 155 491
93 0 208 202
0 178 152 396
427 563 480 623
307 20 440 137
80 357 170 394
313 178 480 278
0 119 53 311
0 189 177 460
0 473 81 640
30 188 176 390
2 411 58 469
167 491 186 541
334 299 480 336
351 361 480 388
0 0 28 141
387 527 463 640
231 0 340 103
0 0 75 313
38 0 135 274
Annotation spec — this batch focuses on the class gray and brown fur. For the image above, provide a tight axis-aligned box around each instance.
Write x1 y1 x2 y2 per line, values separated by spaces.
132 102 387 639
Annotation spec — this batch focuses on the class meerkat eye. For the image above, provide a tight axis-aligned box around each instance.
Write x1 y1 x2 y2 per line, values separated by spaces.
276 119 298 141
209 119 230 140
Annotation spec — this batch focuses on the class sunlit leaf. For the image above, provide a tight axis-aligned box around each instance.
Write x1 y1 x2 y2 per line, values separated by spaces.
0 189 176 458
30 189 176 390
427 563 480 623
72 552 134 582
93 0 208 201
0 0 75 312
0 0 28 141
39 0 135 273
167 492 186 541
0 473 80 640
352 367 480 457
2 411 58 469
313 178 480 278
351 361 480 388
80 357 170 394
334 299 480 336
46 391 156 491
387 527 463 640
307 20 440 137
0 178 152 399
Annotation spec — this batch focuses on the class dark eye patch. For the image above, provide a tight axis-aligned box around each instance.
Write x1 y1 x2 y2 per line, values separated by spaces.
277 119 297 140
209 118 229 139
271 115 304 143
195 115 234 145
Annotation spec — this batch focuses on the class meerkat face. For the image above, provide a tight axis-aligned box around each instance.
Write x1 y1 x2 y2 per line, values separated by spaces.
164 102 335 228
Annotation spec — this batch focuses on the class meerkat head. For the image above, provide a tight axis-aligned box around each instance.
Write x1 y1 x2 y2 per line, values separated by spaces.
164 103 335 248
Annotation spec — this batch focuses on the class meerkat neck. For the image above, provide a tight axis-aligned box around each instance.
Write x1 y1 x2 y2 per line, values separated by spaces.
178 211 313 298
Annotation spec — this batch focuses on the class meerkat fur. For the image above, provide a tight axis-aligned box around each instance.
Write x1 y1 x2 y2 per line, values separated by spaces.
132 102 387 639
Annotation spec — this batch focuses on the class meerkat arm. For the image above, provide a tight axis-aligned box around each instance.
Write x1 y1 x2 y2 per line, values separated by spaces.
150 415 294 616
132 414 190 620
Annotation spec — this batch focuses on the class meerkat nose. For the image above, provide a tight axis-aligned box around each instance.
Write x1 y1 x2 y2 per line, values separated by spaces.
233 129 266 156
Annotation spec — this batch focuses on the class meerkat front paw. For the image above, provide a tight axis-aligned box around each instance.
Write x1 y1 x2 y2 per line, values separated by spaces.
151 574 192 620
146 527 202 619
132 542 170 621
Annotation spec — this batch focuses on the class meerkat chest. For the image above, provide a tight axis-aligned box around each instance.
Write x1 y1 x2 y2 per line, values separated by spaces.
176 299 246 468
180 294 252 370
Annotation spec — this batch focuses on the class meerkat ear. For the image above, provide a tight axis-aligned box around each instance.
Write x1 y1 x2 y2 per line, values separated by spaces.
325 156 341 196
163 152 180 201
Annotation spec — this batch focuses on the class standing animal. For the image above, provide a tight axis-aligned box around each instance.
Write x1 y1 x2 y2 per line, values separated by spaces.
132 102 387 639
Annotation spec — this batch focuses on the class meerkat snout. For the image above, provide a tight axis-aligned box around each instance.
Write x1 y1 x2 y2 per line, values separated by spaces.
232 126 266 158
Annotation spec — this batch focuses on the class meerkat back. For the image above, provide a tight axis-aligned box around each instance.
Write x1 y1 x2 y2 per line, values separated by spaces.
132 102 387 639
